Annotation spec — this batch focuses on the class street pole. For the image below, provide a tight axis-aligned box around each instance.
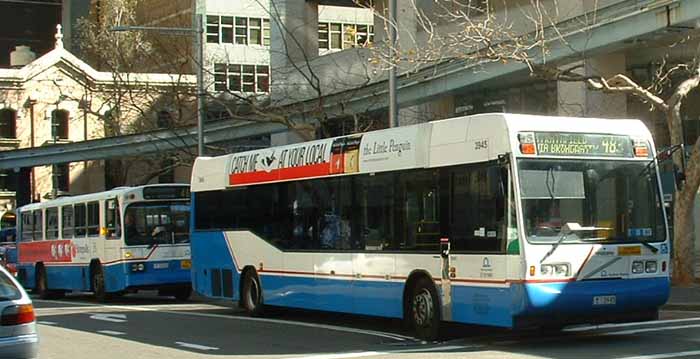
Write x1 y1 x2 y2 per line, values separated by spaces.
195 13 205 157
388 0 398 128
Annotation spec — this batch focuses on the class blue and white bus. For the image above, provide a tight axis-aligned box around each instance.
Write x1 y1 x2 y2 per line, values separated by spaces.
190 113 669 339
16 184 192 301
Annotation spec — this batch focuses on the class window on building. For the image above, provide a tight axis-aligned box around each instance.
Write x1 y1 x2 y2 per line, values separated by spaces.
263 19 271 46
61 205 74 238
158 158 175 183
206 15 220 43
221 16 234 43
157 111 173 128
318 22 374 52
213 63 270 93
0 109 16 139
45 207 58 240
55 163 69 192
235 17 248 45
51 109 69 140
207 15 270 46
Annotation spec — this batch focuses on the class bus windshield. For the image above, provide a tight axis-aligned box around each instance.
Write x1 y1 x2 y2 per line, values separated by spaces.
517 159 665 244
124 202 190 246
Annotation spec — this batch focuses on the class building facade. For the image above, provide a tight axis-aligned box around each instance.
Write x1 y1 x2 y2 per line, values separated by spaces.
0 27 196 212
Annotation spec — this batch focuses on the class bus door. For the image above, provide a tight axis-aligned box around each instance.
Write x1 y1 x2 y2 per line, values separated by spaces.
103 198 122 263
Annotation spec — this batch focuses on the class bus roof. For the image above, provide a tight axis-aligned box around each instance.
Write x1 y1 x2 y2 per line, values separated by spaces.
17 183 190 213
191 113 653 192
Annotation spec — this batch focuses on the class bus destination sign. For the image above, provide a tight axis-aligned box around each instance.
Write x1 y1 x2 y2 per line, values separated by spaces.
535 132 634 157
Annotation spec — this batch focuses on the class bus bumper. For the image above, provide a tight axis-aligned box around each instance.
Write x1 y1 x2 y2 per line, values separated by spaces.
108 259 191 291
513 277 670 328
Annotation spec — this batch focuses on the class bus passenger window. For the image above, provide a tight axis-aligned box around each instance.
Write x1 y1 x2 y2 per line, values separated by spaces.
87 202 99 236
33 210 42 241
21 213 33 241
46 208 58 240
74 203 87 237
62 205 74 238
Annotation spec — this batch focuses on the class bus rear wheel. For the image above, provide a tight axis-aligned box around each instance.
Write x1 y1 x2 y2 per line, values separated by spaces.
35 265 50 299
408 277 440 341
91 265 111 302
241 270 264 316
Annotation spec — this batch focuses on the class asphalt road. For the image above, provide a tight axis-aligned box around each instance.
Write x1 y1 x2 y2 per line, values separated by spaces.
32 292 700 359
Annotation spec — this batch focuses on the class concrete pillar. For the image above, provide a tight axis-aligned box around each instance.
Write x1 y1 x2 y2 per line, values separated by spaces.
269 0 319 69
557 53 628 118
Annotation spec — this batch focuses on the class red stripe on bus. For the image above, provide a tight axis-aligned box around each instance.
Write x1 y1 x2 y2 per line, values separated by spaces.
229 162 330 186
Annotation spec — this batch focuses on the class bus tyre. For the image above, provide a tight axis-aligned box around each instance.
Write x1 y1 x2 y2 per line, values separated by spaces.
174 286 192 301
35 265 51 300
408 277 440 341
241 271 264 316
91 265 111 302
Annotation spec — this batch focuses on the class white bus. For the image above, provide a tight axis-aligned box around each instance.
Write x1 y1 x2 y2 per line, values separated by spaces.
16 184 192 301
190 113 669 339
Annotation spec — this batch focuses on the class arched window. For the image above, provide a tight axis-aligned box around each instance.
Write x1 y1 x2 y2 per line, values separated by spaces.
0 109 16 139
156 111 173 128
51 109 69 140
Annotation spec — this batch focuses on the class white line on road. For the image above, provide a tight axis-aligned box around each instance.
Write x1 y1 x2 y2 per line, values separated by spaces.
287 345 474 359
606 323 700 336
565 317 700 332
175 341 219 351
33 299 412 342
97 330 126 336
615 350 700 359
89 313 127 323
37 321 57 325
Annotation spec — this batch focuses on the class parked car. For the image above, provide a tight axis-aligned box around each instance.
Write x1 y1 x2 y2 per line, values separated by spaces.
0 265 37 358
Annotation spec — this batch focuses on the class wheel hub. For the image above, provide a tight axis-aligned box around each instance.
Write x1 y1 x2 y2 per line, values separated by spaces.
412 289 434 327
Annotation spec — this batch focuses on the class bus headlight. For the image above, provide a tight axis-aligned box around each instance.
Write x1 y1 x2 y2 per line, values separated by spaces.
632 261 644 274
645 261 657 273
131 263 146 272
541 263 570 276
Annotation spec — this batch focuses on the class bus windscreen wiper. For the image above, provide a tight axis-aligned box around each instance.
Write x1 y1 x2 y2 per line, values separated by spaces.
540 223 611 263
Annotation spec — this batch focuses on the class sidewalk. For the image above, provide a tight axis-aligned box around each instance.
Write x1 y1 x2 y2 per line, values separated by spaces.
664 285 700 311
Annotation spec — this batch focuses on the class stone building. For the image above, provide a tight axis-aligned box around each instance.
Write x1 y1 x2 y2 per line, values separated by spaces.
0 26 196 212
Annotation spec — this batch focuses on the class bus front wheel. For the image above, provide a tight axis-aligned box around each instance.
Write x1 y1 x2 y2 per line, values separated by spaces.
241 270 264 316
91 264 111 302
408 277 440 341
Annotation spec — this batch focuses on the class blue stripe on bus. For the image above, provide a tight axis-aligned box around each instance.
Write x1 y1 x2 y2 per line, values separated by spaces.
519 277 670 316
17 260 190 293
191 230 670 328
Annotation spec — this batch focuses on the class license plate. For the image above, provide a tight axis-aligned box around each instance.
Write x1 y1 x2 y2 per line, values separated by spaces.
593 295 616 305
153 262 169 269
618 246 641 256
181 260 191 269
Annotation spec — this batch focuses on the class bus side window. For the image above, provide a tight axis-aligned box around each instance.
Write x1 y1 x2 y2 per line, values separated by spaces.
33 210 43 241
46 207 59 240
62 205 74 238
21 212 33 241
87 202 99 236
105 199 120 238
75 203 87 237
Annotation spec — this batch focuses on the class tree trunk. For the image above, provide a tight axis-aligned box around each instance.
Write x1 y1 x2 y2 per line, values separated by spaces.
672 188 696 286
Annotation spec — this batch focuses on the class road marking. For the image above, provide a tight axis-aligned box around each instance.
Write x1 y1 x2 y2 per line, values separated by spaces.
288 345 472 359
35 299 412 341
37 321 57 325
615 350 700 359
175 341 219 351
89 313 127 323
565 317 700 332
606 323 700 336
97 330 126 336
